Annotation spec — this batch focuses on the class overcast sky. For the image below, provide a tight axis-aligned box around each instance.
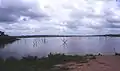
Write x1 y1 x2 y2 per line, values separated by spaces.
0 0 120 35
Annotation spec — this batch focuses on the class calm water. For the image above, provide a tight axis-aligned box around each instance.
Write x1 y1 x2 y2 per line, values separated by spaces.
0 37 120 59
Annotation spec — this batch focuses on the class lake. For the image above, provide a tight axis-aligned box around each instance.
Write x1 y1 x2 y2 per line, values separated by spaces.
0 37 120 59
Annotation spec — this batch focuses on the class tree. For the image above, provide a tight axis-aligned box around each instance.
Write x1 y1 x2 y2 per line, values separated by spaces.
0 31 5 36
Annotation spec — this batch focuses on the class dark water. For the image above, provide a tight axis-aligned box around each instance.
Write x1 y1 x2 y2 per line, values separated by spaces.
0 37 120 59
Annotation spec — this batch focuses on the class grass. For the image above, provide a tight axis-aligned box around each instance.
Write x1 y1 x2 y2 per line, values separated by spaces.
0 53 96 71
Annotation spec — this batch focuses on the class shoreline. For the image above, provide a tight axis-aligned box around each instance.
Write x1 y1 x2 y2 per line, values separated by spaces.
0 53 96 71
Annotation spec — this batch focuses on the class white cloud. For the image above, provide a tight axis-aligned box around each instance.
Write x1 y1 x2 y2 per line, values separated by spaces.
0 0 120 35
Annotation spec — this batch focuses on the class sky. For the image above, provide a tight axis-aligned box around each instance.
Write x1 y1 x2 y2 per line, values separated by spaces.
0 0 120 35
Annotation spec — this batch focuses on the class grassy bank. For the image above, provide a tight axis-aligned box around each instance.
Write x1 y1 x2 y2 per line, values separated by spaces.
0 53 96 71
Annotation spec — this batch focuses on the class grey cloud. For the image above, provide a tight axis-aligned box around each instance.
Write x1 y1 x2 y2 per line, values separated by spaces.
0 0 47 23
0 7 19 22
107 24 120 28
68 7 120 30
1 0 120 35
106 18 120 23
65 20 83 30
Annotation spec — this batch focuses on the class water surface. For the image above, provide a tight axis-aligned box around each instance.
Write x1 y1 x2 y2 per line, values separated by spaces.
0 37 120 59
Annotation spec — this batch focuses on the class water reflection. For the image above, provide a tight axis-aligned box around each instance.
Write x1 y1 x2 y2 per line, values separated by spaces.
0 44 5 48
0 37 120 59
61 37 68 48
0 39 18 49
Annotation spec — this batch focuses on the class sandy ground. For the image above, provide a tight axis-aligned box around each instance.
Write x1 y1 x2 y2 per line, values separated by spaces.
78 56 120 71
56 56 120 71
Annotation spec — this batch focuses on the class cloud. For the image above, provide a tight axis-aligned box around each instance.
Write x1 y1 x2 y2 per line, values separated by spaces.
0 0 47 23
66 0 120 30
1 0 120 35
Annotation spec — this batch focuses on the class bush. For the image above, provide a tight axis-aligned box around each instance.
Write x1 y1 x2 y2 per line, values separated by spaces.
0 53 90 71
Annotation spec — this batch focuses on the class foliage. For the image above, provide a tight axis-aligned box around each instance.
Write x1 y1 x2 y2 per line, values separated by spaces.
0 53 93 71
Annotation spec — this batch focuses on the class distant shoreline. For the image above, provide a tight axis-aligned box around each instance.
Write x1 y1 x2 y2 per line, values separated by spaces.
3 34 120 38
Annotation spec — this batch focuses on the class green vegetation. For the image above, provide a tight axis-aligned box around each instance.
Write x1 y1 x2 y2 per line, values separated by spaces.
0 53 96 71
